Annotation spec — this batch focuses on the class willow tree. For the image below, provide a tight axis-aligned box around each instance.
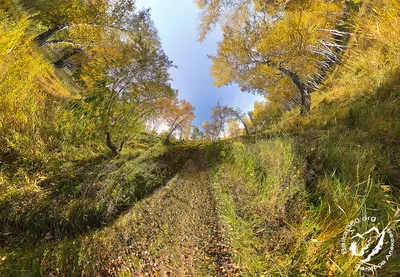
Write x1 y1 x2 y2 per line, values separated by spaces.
196 0 346 114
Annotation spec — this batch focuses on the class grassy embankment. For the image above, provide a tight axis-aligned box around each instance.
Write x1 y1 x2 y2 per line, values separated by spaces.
209 0 400 275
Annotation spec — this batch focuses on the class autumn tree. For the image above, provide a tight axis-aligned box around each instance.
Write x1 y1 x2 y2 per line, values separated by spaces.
191 126 204 141
0 0 183 158
66 2 176 154
31 0 153 71
176 123 192 141
78 74 175 154
159 99 195 144
225 107 252 136
211 102 232 138
201 121 213 141
226 119 242 138
250 100 283 130
196 0 348 115
29 0 106 68
201 102 234 141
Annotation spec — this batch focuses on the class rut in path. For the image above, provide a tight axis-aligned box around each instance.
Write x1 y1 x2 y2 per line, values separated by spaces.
107 150 239 276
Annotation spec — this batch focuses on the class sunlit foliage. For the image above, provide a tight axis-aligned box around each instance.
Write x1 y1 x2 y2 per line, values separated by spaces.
196 0 351 114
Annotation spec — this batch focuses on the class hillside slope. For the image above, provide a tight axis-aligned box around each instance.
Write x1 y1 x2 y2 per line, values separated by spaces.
1 0 400 276
2 133 398 276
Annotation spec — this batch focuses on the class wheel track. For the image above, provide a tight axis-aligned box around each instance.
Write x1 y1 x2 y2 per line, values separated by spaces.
109 149 239 276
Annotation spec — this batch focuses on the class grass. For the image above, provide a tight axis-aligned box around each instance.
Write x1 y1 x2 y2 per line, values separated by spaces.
210 132 398 276
206 1 400 275
1 0 400 275
0 141 226 277
1 137 201 242
211 138 307 276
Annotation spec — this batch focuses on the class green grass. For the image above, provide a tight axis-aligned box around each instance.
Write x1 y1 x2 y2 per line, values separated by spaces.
0 141 225 277
205 1 400 274
211 138 307 276
210 131 399 276
0 138 199 241
1 0 400 275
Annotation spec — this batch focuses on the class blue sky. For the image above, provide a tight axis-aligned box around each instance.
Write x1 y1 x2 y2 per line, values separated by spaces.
135 0 264 126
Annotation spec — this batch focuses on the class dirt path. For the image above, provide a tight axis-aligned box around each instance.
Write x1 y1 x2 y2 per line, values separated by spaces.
114 150 239 276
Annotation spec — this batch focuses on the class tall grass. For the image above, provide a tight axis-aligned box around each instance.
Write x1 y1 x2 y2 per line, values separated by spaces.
212 129 398 275
211 138 308 275
214 0 400 274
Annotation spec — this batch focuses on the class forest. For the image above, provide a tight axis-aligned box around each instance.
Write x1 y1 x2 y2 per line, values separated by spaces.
0 0 399 276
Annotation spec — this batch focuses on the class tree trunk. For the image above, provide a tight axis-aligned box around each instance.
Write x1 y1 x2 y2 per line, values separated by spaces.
54 48 83 68
164 133 172 145
118 137 128 153
278 66 311 115
300 88 311 115
232 110 250 136
42 39 77 46
163 118 185 144
34 23 72 46
105 132 118 155
163 137 170 145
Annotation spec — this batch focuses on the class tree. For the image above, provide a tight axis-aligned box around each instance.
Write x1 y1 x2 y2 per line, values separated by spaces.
31 0 107 68
200 102 234 141
201 121 213 141
177 122 192 141
191 125 203 141
32 0 157 72
226 119 242 138
196 0 346 115
226 107 252 136
159 99 195 144
1 0 176 157
250 100 282 131
210 102 231 139
67 3 176 155
80 73 175 155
